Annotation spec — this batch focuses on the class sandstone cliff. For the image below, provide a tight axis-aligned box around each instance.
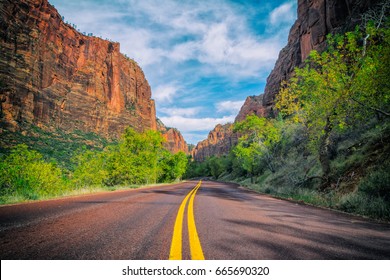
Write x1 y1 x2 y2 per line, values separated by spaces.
0 0 187 153
192 0 382 161
192 123 238 161
0 0 156 135
157 119 189 154
235 95 266 123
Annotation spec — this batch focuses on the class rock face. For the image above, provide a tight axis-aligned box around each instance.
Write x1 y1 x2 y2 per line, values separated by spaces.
235 95 266 122
0 0 157 138
157 119 189 154
191 123 238 161
0 0 188 153
262 0 382 114
192 0 382 161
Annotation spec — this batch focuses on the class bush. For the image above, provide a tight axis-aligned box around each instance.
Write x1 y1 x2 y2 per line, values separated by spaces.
0 144 65 202
338 192 390 220
358 167 390 201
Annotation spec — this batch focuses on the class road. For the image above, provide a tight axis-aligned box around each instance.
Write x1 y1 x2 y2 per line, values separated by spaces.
1 180 389 259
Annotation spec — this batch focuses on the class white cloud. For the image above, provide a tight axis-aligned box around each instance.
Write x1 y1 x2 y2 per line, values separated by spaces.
269 2 296 26
153 84 180 103
159 107 201 117
216 100 245 114
159 115 235 132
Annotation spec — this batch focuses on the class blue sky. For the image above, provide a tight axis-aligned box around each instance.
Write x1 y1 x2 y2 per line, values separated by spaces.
50 0 297 144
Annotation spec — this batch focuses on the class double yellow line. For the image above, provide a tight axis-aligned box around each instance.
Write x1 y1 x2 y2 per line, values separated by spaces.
169 181 204 260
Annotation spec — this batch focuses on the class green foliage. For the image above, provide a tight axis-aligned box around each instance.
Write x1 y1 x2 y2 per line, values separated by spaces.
338 192 390 220
276 24 390 182
208 156 226 179
358 167 390 201
185 25 390 220
0 125 113 171
159 151 188 182
233 115 283 175
0 127 189 204
277 25 389 138
0 144 66 202
72 127 186 186
184 159 211 179
71 149 108 188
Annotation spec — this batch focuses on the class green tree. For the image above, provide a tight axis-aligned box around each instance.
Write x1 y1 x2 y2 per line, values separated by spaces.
208 156 225 179
0 144 64 200
72 149 108 187
160 151 188 182
276 23 390 187
233 115 282 181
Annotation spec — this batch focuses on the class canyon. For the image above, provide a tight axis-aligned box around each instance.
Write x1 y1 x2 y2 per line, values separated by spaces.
192 0 382 161
0 0 187 154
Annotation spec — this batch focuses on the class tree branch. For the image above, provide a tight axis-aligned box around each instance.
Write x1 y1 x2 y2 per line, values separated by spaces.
351 97 390 117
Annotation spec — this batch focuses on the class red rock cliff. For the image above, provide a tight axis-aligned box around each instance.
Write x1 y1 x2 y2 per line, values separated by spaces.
192 123 238 161
235 95 266 123
157 119 189 154
0 0 157 139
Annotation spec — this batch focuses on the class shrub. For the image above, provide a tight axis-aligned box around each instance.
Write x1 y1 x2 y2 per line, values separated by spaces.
338 192 390 220
358 167 390 201
0 144 65 201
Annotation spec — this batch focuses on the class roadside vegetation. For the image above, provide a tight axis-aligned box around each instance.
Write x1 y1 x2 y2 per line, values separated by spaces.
186 20 390 221
0 128 187 204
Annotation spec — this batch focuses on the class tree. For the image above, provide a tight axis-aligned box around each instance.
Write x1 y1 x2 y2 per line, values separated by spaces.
276 22 390 188
233 115 282 181
208 156 225 179
72 149 108 187
0 145 64 200
159 151 188 182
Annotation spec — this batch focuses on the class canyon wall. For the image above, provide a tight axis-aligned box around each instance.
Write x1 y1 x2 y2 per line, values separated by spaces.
0 0 187 153
191 123 238 161
157 119 189 154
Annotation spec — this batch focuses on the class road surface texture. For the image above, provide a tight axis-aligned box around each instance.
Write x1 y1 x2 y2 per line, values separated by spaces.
1 180 389 259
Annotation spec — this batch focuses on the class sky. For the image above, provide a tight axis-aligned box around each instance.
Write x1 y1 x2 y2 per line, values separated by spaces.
49 0 297 144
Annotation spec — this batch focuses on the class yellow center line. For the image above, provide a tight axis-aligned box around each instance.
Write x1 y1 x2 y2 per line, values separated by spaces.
187 182 205 260
169 180 204 260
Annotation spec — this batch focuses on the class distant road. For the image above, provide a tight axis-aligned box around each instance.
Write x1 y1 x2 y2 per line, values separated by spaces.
1 180 389 259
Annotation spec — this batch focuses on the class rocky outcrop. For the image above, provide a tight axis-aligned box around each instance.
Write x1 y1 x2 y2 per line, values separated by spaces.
0 0 157 140
157 119 188 154
191 123 238 161
235 95 266 122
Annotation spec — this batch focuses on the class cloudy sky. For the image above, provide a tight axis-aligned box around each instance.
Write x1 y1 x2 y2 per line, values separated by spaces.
50 0 297 144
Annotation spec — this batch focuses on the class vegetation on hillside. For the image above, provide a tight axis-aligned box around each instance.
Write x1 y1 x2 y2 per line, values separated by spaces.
186 21 390 220
0 128 187 204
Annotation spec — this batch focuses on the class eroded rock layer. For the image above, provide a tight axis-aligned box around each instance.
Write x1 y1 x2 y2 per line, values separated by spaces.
157 119 189 154
192 123 238 161
0 0 156 138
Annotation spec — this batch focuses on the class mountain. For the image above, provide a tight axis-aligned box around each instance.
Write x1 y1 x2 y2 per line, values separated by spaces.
192 0 382 161
0 0 187 154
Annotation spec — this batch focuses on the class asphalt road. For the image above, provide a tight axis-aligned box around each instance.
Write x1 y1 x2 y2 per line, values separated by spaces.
1 180 389 259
